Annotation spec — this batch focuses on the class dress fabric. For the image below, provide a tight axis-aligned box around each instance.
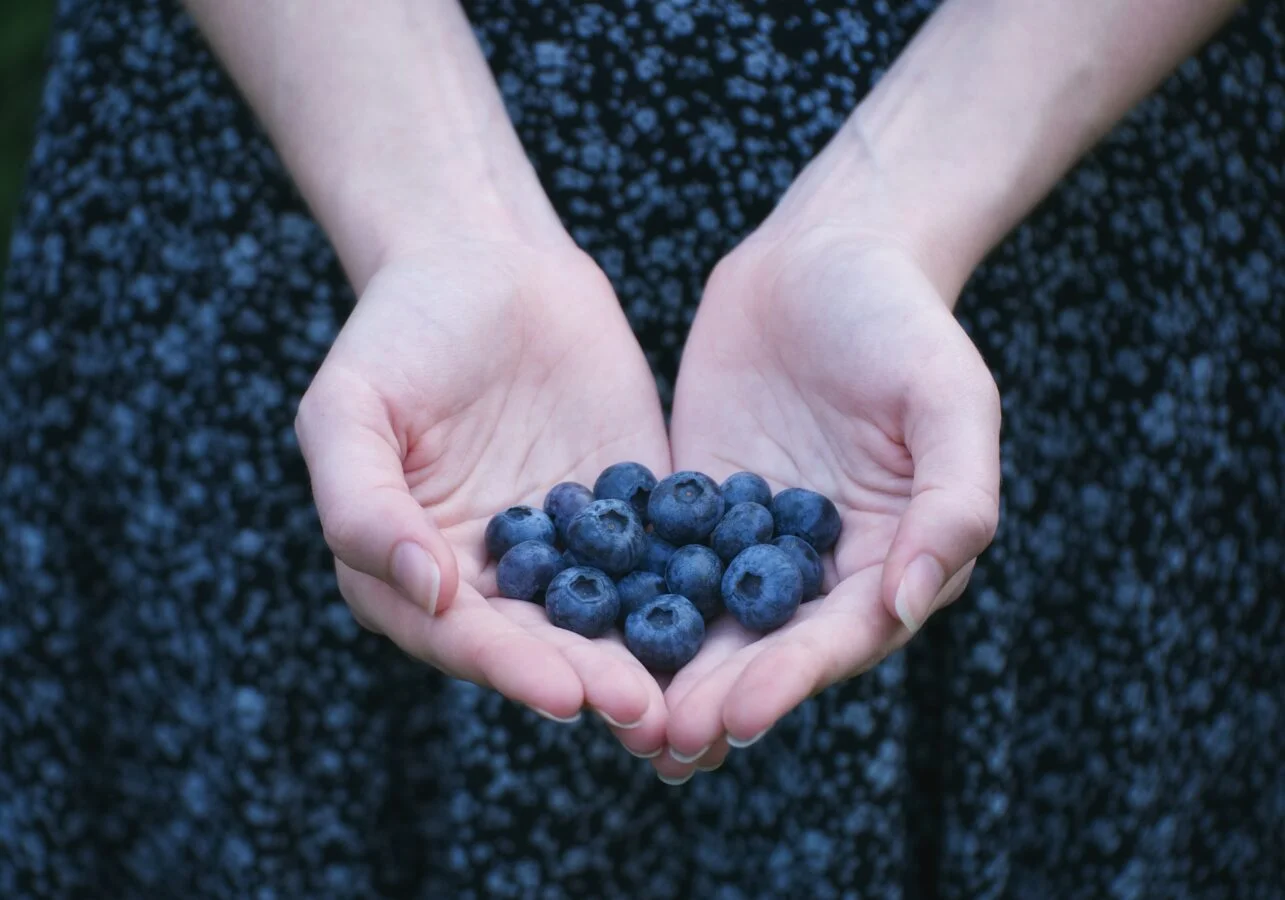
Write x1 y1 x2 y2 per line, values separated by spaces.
2 1 1283 897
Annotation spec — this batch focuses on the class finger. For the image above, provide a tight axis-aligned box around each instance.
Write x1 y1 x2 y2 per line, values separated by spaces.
348 603 383 635
693 738 731 772
596 664 668 760
492 599 667 756
601 699 668 761
474 560 498 600
650 751 699 786
297 375 461 614
669 639 780 751
882 352 1001 633
820 552 841 593
572 645 666 756
338 562 584 719
652 736 731 781
664 615 758 711
662 617 758 758
723 571 902 741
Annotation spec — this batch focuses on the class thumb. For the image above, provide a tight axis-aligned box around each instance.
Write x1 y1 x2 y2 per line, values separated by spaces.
882 355 1001 633
295 377 460 615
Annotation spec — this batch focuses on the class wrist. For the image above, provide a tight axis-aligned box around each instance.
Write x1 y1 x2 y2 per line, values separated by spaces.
188 0 570 294
752 122 984 304
762 0 1239 303
322 141 569 290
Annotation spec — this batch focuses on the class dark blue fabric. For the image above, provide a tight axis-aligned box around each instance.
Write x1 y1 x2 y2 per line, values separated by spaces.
2 1 1283 896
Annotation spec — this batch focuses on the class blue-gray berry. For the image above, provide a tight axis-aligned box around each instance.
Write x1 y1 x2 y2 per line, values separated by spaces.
722 544 803 632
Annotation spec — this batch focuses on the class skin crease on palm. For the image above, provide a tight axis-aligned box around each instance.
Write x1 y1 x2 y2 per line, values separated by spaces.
296 239 677 759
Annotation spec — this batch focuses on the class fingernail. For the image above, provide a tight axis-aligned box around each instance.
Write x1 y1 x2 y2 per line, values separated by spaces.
391 542 440 614
894 555 945 635
657 771 694 786
695 762 723 773
596 709 645 730
532 707 582 725
668 744 710 764
627 746 663 759
727 729 769 749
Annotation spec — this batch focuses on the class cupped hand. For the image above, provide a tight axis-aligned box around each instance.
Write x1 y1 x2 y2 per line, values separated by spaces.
654 223 1002 778
294 236 671 753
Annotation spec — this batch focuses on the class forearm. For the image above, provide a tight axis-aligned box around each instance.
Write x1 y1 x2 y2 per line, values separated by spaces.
806 0 1241 297
183 0 561 291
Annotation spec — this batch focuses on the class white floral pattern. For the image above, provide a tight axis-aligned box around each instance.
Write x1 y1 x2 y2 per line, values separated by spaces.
1 1 1283 897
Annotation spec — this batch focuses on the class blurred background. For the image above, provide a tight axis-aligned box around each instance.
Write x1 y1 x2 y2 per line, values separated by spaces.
1 1 55 280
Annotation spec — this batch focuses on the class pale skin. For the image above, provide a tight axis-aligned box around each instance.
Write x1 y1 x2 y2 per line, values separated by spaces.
184 0 1241 780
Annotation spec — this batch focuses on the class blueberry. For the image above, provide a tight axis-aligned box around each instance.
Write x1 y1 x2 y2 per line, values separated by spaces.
616 570 668 619
664 544 725 620
624 594 706 672
545 567 621 638
561 549 581 569
485 505 557 559
771 488 842 552
720 471 772 508
565 499 648 576
772 535 823 600
593 462 658 523
648 471 725 544
496 540 567 603
721 544 803 632
709 501 775 563
639 534 677 576
543 482 594 543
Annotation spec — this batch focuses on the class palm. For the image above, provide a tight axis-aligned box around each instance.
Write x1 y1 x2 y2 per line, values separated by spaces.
662 235 1000 762
302 242 671 748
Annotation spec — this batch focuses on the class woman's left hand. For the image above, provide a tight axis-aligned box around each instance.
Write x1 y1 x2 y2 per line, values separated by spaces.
651 182 1003 780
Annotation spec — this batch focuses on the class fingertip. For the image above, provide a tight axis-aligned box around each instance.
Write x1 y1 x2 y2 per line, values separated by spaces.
668 742 712 765
531 706 584 725
597 708 645 730
613 668 654 727
348 607 383 635
666 678 732 756
599 700 667 759
563 642 653 734
693 738 731 771
650 753 697 784
594 669 652 732
723 645 815 741
477 632 584 718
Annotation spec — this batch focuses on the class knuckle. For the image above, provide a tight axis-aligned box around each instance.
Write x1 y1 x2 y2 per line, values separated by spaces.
961 487 1001 546
293 380 331 451
977 370 1002 420
335 563 383 634
320 503 368 562
294 368 362 450
334 559 359 603
920 483 1001 548
705 252 750 298
565 246 609 283
921 339 1001 414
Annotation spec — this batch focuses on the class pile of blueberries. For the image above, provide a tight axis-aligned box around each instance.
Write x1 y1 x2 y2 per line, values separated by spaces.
485 463 840 673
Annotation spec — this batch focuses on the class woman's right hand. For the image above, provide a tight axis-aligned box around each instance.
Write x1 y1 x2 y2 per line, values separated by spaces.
294 234 672 754
184 0 677 752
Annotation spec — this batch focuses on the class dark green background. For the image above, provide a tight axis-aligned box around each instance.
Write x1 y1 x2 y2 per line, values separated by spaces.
1 1 55 280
